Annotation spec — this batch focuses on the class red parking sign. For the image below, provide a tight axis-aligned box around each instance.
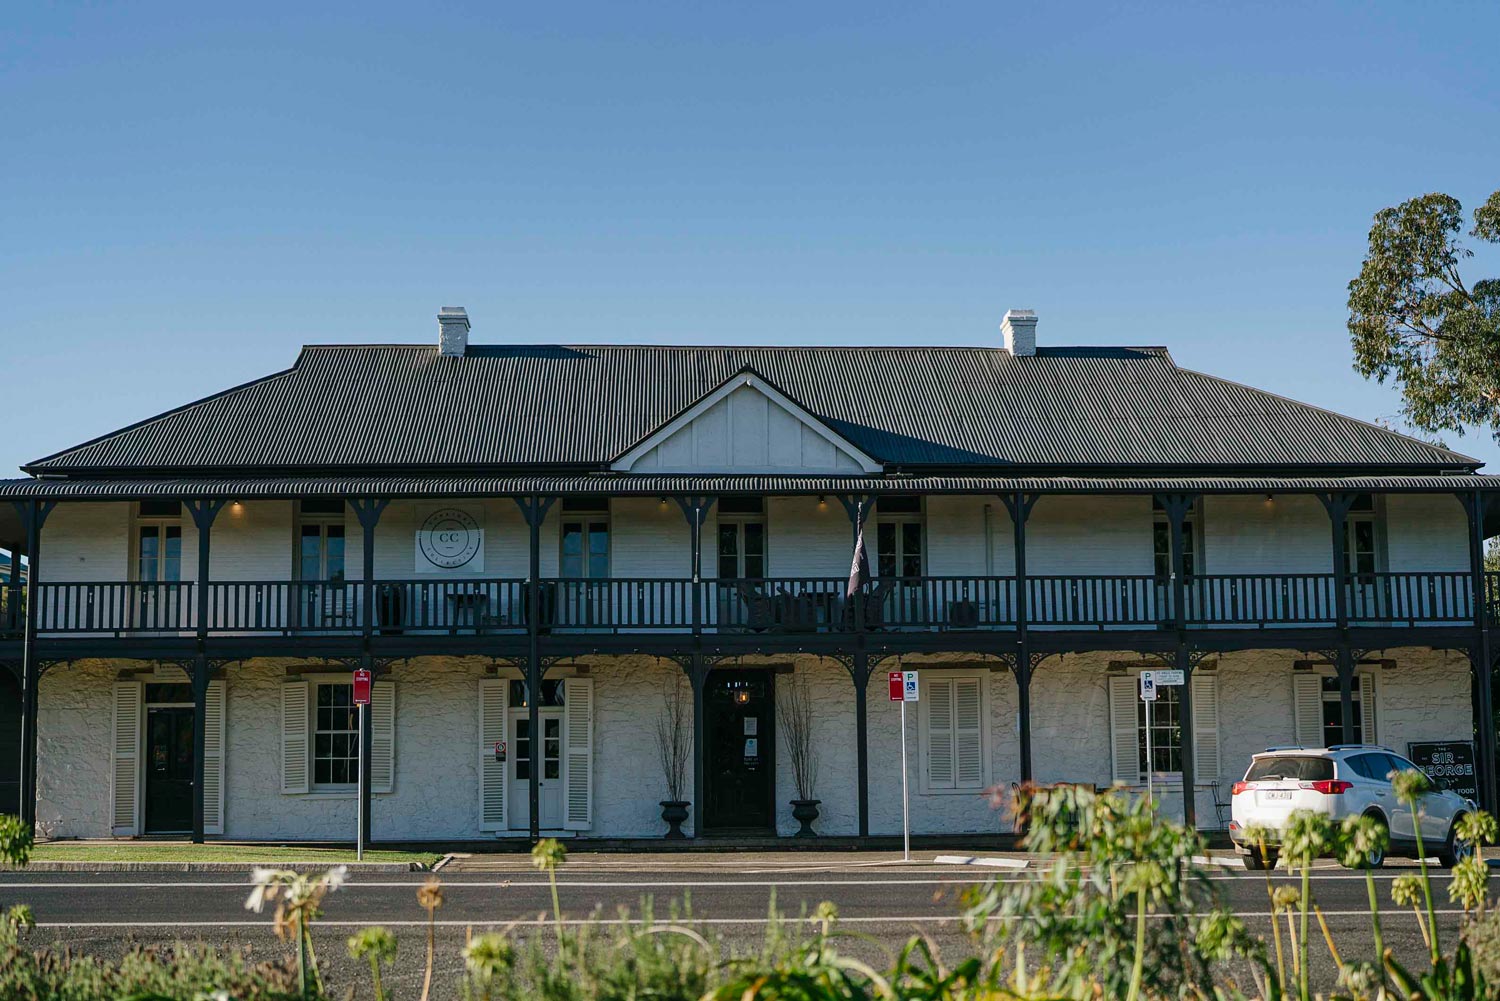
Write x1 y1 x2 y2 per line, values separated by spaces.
352 669 372 706
889 671 904 701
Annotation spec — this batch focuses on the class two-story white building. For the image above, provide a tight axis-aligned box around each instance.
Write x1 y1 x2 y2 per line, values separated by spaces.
1 306 1497 845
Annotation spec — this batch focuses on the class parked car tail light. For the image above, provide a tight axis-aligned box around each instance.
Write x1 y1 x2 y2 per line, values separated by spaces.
1231 781 1250 795
1302 780 1352 795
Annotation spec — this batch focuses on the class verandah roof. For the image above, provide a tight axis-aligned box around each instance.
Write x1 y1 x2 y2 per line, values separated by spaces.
3 473 1500 500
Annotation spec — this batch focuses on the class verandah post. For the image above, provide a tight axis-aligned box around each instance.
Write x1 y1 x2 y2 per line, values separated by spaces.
1000 492 1038 782
185 498 227 844
515 494 556 841
350 498 389 847
13 499 54 830
836 495 874 834
673 496 716 838
1317 493 1359 738
1153 492 1199 828
1460 489 1498 812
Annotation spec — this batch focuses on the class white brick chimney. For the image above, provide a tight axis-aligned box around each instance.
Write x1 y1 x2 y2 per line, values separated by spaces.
437 306 470 356
1000 309 1037 356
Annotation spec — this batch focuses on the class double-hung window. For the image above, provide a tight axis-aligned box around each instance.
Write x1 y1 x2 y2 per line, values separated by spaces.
313 682 358 788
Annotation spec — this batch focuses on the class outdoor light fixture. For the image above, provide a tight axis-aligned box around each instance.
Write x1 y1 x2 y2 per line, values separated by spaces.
734 690 751 705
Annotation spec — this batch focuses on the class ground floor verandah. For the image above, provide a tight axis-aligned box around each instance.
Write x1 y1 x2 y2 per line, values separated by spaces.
22 643 1485 844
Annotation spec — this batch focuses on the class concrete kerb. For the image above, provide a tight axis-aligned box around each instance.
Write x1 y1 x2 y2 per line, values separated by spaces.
8 861 428 874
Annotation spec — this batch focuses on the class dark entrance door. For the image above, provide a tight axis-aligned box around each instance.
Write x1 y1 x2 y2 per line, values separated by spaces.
704 670 775 831
144 707 194 833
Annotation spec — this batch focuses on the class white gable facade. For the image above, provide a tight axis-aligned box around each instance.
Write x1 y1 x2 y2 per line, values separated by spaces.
612 373 882 474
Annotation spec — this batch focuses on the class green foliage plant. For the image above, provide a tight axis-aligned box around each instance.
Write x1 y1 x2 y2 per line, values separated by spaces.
1348 188 1500 440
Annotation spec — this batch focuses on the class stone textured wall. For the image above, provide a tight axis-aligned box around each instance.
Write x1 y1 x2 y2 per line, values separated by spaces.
34 646 1476 840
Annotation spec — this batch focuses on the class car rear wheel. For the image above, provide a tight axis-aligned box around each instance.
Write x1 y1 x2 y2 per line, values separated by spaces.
1439 815 1474 868
1244 845 1278 871
1345 814 1388 869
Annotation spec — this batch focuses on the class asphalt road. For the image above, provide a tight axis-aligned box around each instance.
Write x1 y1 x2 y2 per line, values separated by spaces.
0 852 1473 998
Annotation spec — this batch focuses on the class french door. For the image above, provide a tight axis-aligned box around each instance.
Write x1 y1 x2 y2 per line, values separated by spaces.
134 518 183 630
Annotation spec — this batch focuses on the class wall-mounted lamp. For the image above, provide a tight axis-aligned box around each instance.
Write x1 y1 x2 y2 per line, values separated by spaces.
818 495 827 509
230 501 244 517
734 690 752 705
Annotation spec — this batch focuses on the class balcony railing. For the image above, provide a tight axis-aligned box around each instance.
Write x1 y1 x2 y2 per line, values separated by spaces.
22 571 1500 638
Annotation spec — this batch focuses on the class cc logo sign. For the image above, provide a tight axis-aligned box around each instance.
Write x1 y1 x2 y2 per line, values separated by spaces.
418 508 481 569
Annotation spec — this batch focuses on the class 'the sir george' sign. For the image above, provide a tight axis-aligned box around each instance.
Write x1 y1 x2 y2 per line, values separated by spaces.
1407 741 1477 801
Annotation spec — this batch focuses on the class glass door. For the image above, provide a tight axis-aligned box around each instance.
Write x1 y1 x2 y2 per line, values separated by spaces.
560 511 609 626
296 501 347 630
134 505 183 630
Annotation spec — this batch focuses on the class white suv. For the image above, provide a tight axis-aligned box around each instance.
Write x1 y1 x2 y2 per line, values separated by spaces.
1228 745 1476 869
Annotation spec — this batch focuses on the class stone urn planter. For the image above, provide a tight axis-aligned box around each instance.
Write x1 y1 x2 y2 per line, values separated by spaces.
660 800 690 839
791 799 821 837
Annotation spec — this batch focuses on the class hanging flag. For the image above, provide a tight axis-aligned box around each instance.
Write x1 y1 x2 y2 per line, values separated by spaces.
847 518 870 599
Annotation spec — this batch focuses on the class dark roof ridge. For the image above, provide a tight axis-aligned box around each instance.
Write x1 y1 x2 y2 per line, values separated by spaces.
295 341 1174 354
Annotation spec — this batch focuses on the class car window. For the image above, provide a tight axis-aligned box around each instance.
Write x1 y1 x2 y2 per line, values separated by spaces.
1374 754 1407 783
1344 754 1379 780
1245 756 1334 781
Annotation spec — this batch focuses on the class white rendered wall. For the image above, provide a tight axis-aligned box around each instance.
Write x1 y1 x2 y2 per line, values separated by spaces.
34 646 1475 840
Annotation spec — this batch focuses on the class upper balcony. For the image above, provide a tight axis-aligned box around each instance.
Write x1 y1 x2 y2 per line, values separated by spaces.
12 570 1498 639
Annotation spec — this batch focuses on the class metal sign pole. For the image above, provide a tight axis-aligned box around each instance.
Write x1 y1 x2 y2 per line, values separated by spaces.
900 699 910 862
1145 697 1153 809
356 703 365 862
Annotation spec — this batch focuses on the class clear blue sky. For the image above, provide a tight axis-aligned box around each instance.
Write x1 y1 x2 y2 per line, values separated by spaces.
3 2 1498 478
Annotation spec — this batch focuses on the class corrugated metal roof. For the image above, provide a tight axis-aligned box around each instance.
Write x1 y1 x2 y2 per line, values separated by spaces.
3 474 1498 499
25 344 1479 474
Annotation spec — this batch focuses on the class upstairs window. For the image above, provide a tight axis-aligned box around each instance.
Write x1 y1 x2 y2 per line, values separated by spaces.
296 500 345 582
561 498 609 579
134 502 182 583
1151 499 1199 579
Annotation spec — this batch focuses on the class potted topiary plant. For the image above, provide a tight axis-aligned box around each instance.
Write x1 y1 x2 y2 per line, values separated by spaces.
778 670 820 836
654 675 691 838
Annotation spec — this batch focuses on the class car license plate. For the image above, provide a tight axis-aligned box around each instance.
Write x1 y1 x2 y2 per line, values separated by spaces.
1263 790 1292 801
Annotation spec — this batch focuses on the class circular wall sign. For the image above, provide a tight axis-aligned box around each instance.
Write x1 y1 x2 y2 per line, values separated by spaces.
418 508 482 569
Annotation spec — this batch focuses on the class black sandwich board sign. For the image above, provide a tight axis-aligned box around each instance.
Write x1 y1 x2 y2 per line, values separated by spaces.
1406 741 1477 801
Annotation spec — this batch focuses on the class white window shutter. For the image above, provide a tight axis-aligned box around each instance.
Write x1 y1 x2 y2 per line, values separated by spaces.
1191 672 1220 784
111 682 142 835
1292 674 1323 747
479 679 507 832
1109 675 1138 784
203 680 226 834
925 677 955 790
952 677 985 789
281 682 310 794
370 680 395 794
1359 671 1378 744
563 677 594 830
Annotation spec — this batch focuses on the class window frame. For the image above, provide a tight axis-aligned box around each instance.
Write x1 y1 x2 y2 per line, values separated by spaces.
311 679 360 792
715 510 768 580
295 501 347 583
131 504 183 584
1151 499 1204 580
916 670 991 795
1343 496 1385 580
1135 683 1184 783
559 506 611 579
875 498 925 581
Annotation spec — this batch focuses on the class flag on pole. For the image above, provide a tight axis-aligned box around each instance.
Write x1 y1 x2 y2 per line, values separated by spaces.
847 517 870 600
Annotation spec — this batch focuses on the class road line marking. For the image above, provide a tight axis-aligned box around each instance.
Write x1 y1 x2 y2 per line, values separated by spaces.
0 877 1006 891
26 908 1471 931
